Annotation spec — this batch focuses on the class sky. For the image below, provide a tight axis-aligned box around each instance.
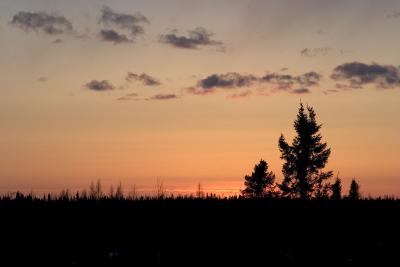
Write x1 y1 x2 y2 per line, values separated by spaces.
1 0 400 196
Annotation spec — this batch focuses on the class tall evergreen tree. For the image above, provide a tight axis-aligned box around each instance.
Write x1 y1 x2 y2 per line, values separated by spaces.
242 159 276 198
278 103 333 199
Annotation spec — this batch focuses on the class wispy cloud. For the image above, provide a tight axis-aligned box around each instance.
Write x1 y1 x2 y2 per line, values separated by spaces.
301 47 332 57
387 11 400 18
99 6 149 38
10 11 73 36
226 90 252 99
261 71 321 90
186 71 321 96
160 27 223 50
98 29 132 44
117 92 139 100
84 80 114 91
126 73 161 86
291 88 310 94
198 73 257 89
185 73 257 95
148 93 178 100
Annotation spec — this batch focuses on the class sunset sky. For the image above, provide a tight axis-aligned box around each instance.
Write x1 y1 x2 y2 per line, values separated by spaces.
1 0 400 196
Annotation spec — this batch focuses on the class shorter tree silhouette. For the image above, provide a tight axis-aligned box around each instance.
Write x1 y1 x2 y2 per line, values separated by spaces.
331 176 342 200
348 179 361 200
242 159 275 198
196 183 204 198
89 180 103 200
154 178 166 199
115 182 124 200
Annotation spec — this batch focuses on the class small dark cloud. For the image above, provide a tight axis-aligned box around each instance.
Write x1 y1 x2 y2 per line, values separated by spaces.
148 94 178 100
53 38 62 44
117 92 139 100
316 29 327 35
99 6 148 37
198 73 257 89
291 88 310 94
10 11 73 36
37 76 47 82
387 11 400 18
298 72 321 86
126 72 161 86
301 47 332 57
226 90 252 99
261 71 321 90
280 67 289 72
331 62 400 89
99 29 132 44
160 27 223 50
84 80 114 91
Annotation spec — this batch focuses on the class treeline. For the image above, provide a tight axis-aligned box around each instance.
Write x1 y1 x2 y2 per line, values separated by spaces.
0 179 396 202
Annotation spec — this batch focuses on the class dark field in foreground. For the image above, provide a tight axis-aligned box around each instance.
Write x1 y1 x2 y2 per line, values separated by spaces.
1 198 399 265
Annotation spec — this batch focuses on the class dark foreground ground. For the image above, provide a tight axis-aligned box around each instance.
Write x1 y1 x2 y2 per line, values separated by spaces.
1 198 399 265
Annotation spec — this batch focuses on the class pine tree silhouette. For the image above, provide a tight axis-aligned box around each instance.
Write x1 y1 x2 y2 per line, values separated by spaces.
348 179 361 200
331 176 342 200
278 103 333 199
242 159 276 198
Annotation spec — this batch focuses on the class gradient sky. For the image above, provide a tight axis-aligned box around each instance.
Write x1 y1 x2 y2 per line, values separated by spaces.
1 0 400 196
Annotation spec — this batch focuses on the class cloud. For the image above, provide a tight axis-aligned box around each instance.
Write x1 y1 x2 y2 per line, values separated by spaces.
84 80 114 91
331 62 400 89
185 86 216 95
187 71 321 96
148 94 178 100
226 90 252 99
99 6 148 37
117 92 139 101
37 76 47 82
301 47 353 57
199 73 257 89
53 38 62 44
301 47 332 57
160 27 223 49
99 29 132 44
387 11 400 18
185 72 256 95
126 72 161 86
291 88 310 94
261 71 321 90
10 11 73 36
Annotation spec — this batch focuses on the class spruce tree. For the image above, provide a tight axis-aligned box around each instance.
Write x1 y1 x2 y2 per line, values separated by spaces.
331 177 342 200
278 103 333 199
348 179 361 200
242 159 276 198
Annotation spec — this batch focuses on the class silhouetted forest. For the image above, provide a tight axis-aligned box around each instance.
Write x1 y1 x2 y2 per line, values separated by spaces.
1 104 399 265
1 193 400 265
